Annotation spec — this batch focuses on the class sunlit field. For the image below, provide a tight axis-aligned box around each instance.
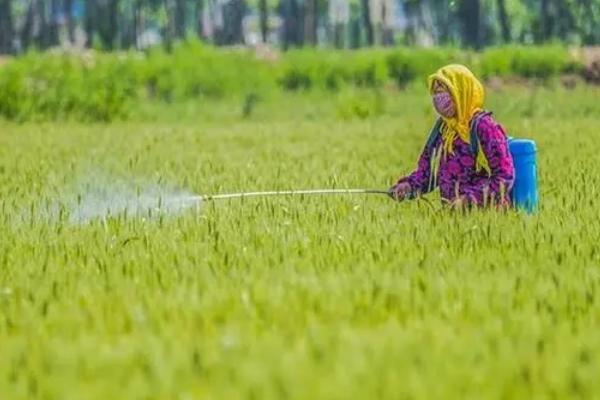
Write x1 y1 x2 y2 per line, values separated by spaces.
1 85 600 399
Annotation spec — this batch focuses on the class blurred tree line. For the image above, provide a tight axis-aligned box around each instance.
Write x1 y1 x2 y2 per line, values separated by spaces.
0 0 598 54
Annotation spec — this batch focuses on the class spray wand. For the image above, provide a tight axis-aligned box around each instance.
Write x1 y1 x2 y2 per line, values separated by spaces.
193 188 391 202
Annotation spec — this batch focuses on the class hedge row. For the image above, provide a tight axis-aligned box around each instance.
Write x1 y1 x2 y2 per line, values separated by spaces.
0 42 582 121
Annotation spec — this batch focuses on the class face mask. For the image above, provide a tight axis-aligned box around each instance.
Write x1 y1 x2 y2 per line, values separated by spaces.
432 91 455 118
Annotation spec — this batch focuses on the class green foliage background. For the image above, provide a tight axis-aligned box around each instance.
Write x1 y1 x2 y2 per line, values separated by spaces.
0 43 585 121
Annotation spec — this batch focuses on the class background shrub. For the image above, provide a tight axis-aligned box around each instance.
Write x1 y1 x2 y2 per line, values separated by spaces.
0 51 136 122
0 42 584 122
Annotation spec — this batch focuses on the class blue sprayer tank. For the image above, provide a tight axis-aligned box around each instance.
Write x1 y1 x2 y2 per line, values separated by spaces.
508 138 538 213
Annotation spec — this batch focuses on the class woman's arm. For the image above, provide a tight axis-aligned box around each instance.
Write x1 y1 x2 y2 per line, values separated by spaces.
393 136 439 198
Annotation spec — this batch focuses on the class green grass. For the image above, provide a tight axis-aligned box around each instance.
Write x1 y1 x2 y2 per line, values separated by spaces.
1 85 600 399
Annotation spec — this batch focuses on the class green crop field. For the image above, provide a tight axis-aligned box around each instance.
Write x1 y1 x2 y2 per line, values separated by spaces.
1 85 600 399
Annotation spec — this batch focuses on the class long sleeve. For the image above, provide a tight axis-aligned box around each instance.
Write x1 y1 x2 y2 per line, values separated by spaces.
396 136 439 197
463 117 515 205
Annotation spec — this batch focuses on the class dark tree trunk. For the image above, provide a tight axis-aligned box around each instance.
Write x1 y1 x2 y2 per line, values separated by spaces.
259 0 268 42
232 0 247 43
21 1 34 50
85 0 96 47
294 0 304 46
303 0 316 45
134 0 142 48
21 0 48 50
348 3 360 48
496 0 510 43
175 0 186 38
104 0 119 49
0 0 14 54
21 0 50 50
361 0 373 46
279 0 288 49
582 0 599 45
89 0 119 50
164 0 175 50
540 0 552 42
333 23 344 48
119 1 136 48
64 0 75 44
403 0 416 45
110 0 119 47
280 0 303 49
458 0 481 48
555 0 575 42
39 0 49 49
214 0 246 45
48 0 61 47
430 0 452 45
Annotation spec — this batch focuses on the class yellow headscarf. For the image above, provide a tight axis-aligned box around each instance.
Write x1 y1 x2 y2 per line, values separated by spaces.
428 64 490 175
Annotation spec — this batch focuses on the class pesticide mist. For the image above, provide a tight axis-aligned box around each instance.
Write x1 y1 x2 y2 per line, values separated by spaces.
67 172 201 224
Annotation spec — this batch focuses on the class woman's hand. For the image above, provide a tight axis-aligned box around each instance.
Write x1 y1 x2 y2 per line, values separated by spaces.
388 182 411 201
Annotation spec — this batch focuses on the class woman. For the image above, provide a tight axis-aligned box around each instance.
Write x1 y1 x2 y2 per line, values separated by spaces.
389 64 515 208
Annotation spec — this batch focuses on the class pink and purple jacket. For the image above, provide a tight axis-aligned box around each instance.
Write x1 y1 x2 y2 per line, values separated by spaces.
396 114 515 206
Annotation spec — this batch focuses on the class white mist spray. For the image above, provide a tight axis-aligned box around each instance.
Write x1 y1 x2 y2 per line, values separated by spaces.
68 172 201 224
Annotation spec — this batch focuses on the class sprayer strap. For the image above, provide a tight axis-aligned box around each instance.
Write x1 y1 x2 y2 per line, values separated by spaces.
425 118 443 150
425 111 494 156
469 111 493 156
